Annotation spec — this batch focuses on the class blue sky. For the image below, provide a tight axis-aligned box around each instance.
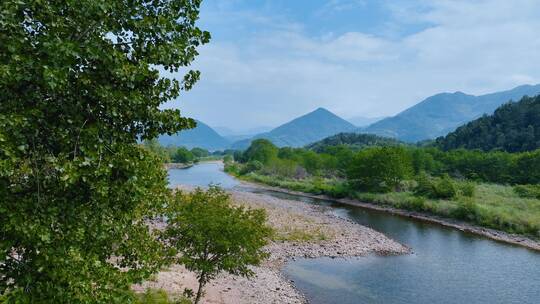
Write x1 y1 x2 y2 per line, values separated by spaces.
165 0 540 131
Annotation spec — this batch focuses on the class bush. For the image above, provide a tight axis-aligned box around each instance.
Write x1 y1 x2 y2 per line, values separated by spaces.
173 147 195 163
240 160 264 175
451 199 479 221
414 173 457 199
407 196 428 212
414 172 434 197
458 181 476 197
134 289 191 304
223 155 233 163
513 184 540 199
190 147 209 158
432 175 458 199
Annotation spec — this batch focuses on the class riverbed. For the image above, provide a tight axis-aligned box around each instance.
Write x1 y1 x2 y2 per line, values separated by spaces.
167 163 540 304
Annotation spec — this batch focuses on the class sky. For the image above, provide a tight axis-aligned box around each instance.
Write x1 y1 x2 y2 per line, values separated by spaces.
164 0 540 132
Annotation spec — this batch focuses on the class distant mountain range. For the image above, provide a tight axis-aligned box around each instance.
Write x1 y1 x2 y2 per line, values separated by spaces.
158 120 230 150
158 84 540 151
231 108 356 149
363 84 540 142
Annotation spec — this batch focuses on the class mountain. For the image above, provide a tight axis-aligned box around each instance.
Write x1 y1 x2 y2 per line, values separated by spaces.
214 126 273 137
214 126 274 143
435 95 540 152
159 120 230 150
347 116 386 127
363 84 540 142
306 132 404 152
231 107 356 149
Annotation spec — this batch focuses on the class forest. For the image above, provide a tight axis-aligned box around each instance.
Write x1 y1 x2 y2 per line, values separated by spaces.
142 139 225 164
436 95 540 152
225 138 540 238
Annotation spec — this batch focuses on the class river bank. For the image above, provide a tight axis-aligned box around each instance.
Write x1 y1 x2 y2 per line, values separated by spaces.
164 163 194 170
134 186 409 304
237 180 540 252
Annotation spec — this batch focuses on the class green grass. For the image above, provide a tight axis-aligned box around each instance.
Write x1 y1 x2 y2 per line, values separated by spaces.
133 289 192 304
273 227 330 242
235 172 540 239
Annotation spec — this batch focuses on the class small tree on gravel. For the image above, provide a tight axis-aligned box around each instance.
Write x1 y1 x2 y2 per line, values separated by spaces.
163 186 273 304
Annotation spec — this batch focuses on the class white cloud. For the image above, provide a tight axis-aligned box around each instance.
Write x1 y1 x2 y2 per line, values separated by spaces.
167 0 540 129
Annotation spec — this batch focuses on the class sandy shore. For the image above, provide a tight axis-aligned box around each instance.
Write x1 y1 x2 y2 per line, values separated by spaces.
134 187 410 303
239 181 540 252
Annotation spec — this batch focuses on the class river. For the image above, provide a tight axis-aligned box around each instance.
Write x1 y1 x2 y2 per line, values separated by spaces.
168 163 540 304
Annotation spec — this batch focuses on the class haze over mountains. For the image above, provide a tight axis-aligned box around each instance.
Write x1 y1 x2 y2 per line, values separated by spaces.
158 120 229 150
230 107 356 149
363 84 540 142
214 126 273 143
347 116 386 127
160 84 540 150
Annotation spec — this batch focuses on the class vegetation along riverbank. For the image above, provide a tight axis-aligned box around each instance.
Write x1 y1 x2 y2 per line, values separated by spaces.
224 134 540 247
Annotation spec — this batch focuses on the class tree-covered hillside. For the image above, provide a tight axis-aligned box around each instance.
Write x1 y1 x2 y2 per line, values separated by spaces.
436 95 540 152
306 132 403 152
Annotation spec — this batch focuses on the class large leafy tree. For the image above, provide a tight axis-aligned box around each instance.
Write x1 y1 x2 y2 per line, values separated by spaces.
0 0 209 302
347 147 412 192
242 139 278 165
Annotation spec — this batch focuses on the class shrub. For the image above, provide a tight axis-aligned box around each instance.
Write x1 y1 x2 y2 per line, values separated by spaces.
414 173 457 199
223 155 233 163
173 147 195 163
458 181 476 197
432 174 457 199
407 196 428 212
513 184 540 199
224 162 242 176
263 158 298 178
414 172 434 197
451 199 479 221
326 182 351 198
240 160 263 175
134 289 191 304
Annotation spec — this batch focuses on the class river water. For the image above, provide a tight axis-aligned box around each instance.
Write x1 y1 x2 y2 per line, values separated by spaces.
168 163 540 304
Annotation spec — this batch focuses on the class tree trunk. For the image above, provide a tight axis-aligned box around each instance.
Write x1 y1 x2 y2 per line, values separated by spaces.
194 276 206 304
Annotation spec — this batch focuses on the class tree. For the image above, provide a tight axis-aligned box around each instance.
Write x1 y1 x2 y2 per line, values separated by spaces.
164 187 272 304
142 139 172 162
347 147 413 192
0 0 209 302
173 147 195 163
243 139 278 164
435 95 540 152
190 147 209 158
223 154 233 163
